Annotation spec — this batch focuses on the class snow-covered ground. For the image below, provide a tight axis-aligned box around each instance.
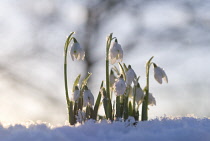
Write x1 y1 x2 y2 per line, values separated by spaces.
1 117 210 141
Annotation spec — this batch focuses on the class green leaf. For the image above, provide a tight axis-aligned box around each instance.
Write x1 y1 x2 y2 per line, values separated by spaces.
69 101 75 125
123 63 128 72
73 74 81 92
100 81 104 88
123 95 129 120
112 66 120 75
73 102 78 123
116 96 120 118
137 76 140 82
118 62 126 80
81 72 92 88
93 91 102 120
128 101 133 116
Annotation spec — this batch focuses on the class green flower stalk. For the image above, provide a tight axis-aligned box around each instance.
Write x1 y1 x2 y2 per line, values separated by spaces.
105 33 113 120
64 32 75 125
141 56 154 121
64 32 85 125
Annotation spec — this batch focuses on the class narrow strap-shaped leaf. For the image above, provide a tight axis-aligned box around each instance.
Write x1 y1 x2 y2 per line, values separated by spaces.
112 66 120 75
73 74 81 92
69 101 75 125
93 92 102 120
123 63 128 72
120 95 124 118
128 101 133 116
123 95 129 120
73 102 78 123
118 62 126 80
116 96 120 119
81 72 92 88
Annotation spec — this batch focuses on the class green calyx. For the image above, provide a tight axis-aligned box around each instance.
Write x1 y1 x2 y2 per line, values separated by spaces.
75 86 79 90
119 74 124 79
136 83 140 88
153 63 157 68
73 37 78 43
84 85 88 90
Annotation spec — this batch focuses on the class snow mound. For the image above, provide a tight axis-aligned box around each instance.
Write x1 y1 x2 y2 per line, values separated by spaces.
1 117 210 141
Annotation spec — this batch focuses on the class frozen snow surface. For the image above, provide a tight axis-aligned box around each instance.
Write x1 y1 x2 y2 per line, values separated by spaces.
1 117 210 141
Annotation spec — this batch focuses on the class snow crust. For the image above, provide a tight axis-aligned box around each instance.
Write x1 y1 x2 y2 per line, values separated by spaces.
0 117 210 141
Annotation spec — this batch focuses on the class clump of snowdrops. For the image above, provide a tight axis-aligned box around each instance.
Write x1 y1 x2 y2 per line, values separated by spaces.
64 32 168 125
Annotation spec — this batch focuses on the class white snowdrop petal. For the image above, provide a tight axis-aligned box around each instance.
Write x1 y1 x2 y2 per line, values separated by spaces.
81 49 85 60
126 68 136 86
162 69 168 83
73 89 80 101
83 89 94 107
109 42 123 64
154 73 163 84
154 67 164 84
134 87 144 105
110 58 117 65
114 78 126 96
110 73 116 87
70 42 85 61
148 93 156 106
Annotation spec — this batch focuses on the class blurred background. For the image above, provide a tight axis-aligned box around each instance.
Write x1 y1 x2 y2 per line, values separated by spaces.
0 0 210 124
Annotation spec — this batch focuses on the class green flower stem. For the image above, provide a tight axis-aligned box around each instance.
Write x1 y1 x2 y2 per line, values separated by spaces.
105 33 113 120
120 95 124 118
123 95 128 120
133 85 136 117
141 56 154 121
73 102 78 123
64 32 75 125
116 96 120 119
128 101 133 116
69 101 75 125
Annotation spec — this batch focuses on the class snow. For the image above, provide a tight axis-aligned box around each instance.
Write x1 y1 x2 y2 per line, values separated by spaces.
1 117 210 141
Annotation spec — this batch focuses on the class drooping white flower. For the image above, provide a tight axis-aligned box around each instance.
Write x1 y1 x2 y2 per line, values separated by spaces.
148 93 156 106
134 83 144 105
72 86 80 102
153 63 168 84
109 40 123 64
76 109 86 123
114 75 126 96
126 65 136 86
83 86 94 107
70 39 85 61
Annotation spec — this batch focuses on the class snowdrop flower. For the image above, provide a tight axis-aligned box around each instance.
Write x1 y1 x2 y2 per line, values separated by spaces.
134 83 144 105
83 86 94 107
72 86 80 102
110 70 116 88
70 38 85 61
148 93 156 106
153 63 168 84
126 65 136 86
109 39 123 64
114 75 126 96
